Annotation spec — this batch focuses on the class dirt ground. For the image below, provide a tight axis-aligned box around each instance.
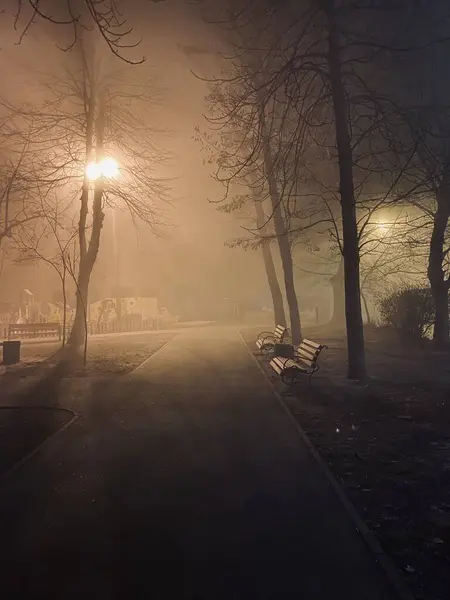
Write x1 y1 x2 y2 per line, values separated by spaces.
241 325 450 600
0 332 177 476
0 332 176 402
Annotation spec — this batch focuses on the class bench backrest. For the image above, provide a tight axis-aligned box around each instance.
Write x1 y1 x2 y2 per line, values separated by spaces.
274 325 287 342
297 338 325 368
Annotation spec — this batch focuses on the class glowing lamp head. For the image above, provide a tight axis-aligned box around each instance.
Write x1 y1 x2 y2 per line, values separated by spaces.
100 157 119 178
86 157 119 180
86 161 101 181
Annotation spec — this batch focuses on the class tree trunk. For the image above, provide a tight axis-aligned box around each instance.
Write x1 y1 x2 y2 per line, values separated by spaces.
253 197 286 327
62 269 67 347
69 91 106 348
326 5 366 380
432 285 449 348
329 256 345 329
260 110 302 345
69 268 90 347
361 290 372 325
428 177 450 349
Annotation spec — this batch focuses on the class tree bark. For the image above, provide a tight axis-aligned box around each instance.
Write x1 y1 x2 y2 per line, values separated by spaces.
329 256 345 329
432 285 449 347
428 175 450 349
260 110 302 344
69 268 90 347
253 197 286 327
62 268 67 347
69 91 106 348
326 4 367 379
361 290 372 326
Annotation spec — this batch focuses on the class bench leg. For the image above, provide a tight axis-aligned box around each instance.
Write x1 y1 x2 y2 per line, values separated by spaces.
308 365 320 387
281 371 297 387
281 374 298 396
261 347 272 361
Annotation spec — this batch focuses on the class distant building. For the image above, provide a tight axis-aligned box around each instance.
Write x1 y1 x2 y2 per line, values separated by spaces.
89 296 160 324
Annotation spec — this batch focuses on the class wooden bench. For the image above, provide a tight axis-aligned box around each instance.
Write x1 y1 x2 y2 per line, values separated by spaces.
8 323 62 340
269 338 327 386
256 325 288 357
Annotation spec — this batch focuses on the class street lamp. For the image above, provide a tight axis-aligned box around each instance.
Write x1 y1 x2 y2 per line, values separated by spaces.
86 157 119 181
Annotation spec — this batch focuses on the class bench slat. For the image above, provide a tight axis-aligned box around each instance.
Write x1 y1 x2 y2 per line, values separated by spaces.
296 338 324 363
297 347 317 360
269 338 327 386
256 325 287 354
295 357 314 370
302 338 322 348
284 358 307 372
270 357 285 375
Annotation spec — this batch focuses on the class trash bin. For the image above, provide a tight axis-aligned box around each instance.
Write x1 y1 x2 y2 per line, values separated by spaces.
2 340 21 365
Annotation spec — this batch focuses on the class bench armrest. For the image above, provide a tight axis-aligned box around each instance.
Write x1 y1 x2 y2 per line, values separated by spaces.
257 331 276 344
257 330 274 338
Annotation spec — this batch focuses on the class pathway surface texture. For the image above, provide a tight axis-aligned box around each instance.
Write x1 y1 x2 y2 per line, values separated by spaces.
0 326 398 599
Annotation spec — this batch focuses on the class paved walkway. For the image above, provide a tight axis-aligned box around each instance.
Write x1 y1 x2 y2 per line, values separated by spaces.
0 326 398 599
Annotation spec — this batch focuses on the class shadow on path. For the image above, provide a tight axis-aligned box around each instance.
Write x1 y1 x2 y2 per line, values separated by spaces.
0 328 400 599
0 356 76 479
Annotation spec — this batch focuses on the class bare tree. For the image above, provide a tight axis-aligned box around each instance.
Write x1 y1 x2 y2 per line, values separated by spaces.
201 0 445 378
196 61 304 342
12 0 165 63
259 102 303 343
0 142 43 249
14 189 78 346
3 37 169 348
218 189 287 328
398 117 450 348
253 194 286 327
370 11 450 347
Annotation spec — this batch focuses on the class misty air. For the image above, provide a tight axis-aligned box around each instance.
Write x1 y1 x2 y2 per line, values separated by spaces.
0 1 449 598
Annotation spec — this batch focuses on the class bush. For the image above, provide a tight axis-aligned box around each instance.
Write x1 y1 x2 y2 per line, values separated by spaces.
377 285 435 343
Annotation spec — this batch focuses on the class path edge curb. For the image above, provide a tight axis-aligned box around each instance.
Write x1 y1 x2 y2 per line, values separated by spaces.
130 335 177 374
1 333 176 483
0 408 79 485
238 329 415 600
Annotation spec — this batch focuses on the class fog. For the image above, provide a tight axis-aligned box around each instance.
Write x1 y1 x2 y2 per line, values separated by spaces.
0 0 333 329
3 5 450 599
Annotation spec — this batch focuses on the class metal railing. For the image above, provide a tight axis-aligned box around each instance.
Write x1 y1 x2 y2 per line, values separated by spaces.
7 323 62 340
3 317 162 340
87 317 160 336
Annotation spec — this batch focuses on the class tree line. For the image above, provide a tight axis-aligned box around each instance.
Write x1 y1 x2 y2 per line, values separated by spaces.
0 0 168 358
2 0 450 379
196 0 450 380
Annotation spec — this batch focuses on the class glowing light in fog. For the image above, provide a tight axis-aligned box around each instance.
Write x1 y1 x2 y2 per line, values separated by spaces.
86 158 119 180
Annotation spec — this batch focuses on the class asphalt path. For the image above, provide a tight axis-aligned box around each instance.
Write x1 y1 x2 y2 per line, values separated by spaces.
0 326 398 599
